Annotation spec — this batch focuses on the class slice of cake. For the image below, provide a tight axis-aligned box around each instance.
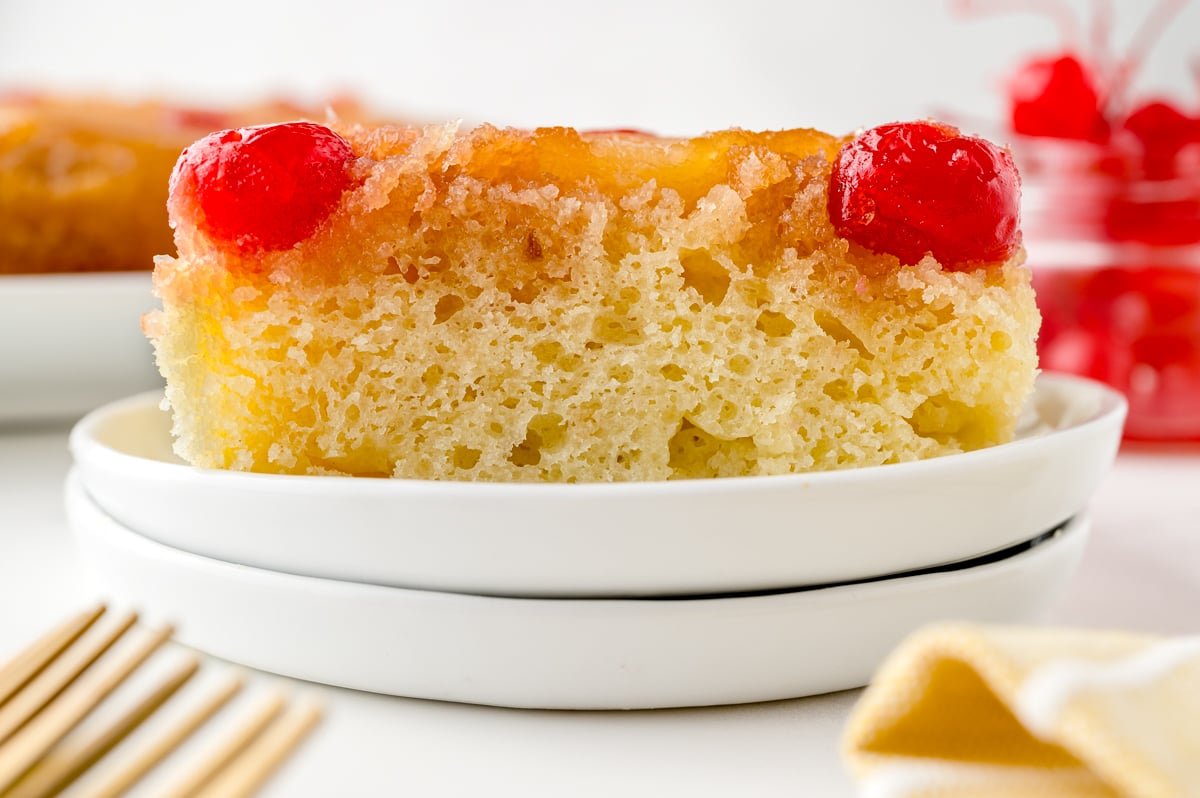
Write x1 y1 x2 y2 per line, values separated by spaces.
146 120 1039 482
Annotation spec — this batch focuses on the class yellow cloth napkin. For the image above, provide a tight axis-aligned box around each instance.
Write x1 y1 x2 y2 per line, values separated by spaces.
842 624 1200 798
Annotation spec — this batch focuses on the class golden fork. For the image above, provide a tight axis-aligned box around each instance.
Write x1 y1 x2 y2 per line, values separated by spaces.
0 605 319 798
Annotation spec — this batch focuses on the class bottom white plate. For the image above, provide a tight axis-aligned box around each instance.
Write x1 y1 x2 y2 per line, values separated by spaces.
66 471 1088 710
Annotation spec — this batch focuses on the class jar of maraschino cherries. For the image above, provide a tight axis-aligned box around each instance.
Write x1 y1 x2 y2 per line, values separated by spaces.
989 1 1200 440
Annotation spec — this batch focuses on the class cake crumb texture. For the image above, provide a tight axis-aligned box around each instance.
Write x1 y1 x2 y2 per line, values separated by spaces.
149 123 1040 481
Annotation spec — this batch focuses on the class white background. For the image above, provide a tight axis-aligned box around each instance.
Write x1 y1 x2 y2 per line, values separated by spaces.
1 0 1197 138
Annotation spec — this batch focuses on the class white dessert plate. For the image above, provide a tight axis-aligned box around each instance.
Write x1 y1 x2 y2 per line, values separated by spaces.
0 272 162 423
69 374 1125 598
65 471 1089 710
69 373 1124 598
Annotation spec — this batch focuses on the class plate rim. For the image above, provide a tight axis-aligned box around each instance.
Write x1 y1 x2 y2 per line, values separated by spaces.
70 371 1127 497
0 269 153 291
67 468 1085 604
66 371 1126 598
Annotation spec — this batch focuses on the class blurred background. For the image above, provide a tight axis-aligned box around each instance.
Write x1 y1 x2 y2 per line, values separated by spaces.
3 0 1199 430
1 0 1196 137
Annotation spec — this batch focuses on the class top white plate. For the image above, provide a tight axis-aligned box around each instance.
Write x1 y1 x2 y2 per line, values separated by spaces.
69 373 1125 598
0 272 162 423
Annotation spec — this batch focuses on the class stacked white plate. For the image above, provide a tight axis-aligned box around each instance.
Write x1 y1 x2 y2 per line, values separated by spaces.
65 373 1126 709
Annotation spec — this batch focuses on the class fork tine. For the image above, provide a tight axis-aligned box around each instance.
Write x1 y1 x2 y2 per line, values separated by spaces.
0 606 107 710
0 623 171 793
155 691 285 798
73 673 244 798
3 655 199 798
0 612 136 748
189 702 322 798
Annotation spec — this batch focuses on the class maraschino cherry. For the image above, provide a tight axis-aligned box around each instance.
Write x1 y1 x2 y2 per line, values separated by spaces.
171 122 356 254
990 0 1198 167
1122 100 1200 179
983 0 1200 438
828 121 1022 269
1008 54 1110 142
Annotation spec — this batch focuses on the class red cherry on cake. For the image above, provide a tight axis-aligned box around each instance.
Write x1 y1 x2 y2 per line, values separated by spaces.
171 121 356 254
1007 54 1109 142
828 121 1022 269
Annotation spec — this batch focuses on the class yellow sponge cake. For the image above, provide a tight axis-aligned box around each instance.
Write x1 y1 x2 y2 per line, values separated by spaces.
146 120 1038 481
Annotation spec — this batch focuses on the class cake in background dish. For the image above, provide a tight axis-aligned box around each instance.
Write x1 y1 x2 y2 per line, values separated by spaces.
146 120 1039 482
0 92 378 275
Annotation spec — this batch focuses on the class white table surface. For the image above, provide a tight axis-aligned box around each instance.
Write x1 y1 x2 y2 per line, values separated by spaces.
1 420 1198 797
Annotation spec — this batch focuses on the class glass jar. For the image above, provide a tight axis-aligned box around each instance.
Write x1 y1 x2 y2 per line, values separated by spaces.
1018 137 1200 440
